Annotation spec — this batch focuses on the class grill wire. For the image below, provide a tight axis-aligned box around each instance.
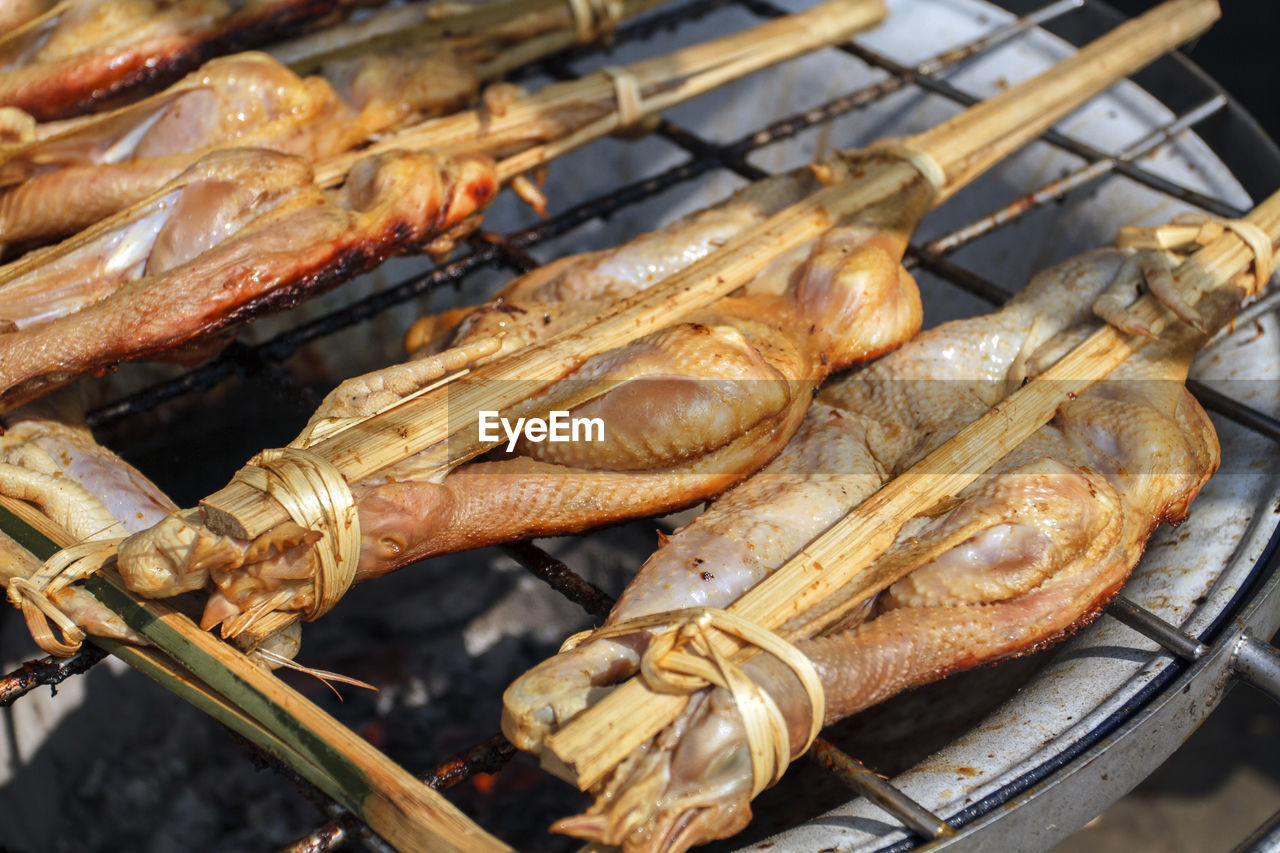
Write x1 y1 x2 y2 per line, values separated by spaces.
3 0 1279 850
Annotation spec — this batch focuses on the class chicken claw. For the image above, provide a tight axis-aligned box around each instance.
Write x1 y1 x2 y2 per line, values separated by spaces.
1101 211 1277 336
1091 250 1198 335
1 395 176 647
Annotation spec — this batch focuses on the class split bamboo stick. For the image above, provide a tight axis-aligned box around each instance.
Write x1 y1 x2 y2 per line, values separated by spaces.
311 0 888 186
281 0 670 76
85 575 511 853
200 0 1219 549
0 496 510 853
545 180 1280 792
0 0 887 349
0 498 344 813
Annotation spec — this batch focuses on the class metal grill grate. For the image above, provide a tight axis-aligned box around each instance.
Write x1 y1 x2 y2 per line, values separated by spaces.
4 1 1280 851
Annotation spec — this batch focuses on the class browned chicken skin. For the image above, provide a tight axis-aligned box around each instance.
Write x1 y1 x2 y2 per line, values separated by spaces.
0 0 358 120
0 146 496 409
0 43 482 243
502 248 1221 851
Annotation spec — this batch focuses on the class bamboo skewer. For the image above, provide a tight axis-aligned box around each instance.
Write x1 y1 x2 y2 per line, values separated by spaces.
311 0 888 186
280 0 668 76
0 0 885 294
546 144 1277 793
0 497 338 816
0 496 510 853
87 576 511 853
200 0 1218 545
0 0 671 183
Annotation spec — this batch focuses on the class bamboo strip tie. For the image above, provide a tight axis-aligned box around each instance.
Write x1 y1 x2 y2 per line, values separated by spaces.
229 447 360 621
544 183 1278 792
566 0 625 43
559 606 826 797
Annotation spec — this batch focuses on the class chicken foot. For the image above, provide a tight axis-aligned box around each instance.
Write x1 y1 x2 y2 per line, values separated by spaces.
0 394 175 645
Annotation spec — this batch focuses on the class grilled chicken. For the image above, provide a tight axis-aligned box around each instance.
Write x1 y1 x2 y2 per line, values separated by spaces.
0 0 359 121
502 248 1221 852
0 145 496 409
0 49 478 244
113 163 928 637
0 0 601 246
0 394 175 643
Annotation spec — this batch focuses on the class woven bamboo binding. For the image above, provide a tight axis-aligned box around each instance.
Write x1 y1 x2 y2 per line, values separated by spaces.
559 606 826 798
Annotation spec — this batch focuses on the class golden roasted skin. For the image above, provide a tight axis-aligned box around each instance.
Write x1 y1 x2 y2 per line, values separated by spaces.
0 146 497 409
0 47 480 243
0 0 353 120
114 165 929 637
502 249 1222 852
